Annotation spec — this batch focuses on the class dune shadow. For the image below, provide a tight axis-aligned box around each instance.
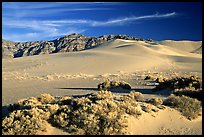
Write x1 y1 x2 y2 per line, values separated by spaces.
57 87 98 91
56 87 172 97
132 88 173 97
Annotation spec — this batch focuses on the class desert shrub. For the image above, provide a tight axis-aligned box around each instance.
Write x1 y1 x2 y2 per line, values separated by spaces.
52 91 130 135
173 89 202 101
163 94 202 120
145 98 163 106
8 97 42 111
141 104 152 113
37 93 56 104
98 79 111 90
144 75 154 80
58 96 73 105
129 91 144 101
155 77 167 83
2 108 48 135
3 91 164 135
97 80 131 90
153 76 201 92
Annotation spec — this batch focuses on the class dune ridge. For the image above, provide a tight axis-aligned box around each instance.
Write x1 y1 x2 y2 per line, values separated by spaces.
2 38 202 135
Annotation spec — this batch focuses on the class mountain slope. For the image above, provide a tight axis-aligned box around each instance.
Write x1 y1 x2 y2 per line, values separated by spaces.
2 34 202 59
2 34 145 58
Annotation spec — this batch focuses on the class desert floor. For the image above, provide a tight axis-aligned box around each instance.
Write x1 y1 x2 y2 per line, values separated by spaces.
2 39 202 135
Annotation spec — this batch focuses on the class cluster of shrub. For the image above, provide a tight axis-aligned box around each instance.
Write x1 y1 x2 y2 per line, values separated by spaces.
2 90 164 135
152 75 201 91
144 75 202 101
97 79 131 90
144 75 202 120
2 78 202 135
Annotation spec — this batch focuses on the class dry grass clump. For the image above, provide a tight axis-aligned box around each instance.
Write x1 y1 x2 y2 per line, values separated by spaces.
97 79 131 90
2 108 48 135
163 94 202 120
153 76 201 92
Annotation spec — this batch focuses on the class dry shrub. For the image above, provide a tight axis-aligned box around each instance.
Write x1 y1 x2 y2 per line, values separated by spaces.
58 96 73 105
141 104 152 113
3 91 171 135
52 91 130 135
153 76 201 92
129 91 144 101
173 89 202 101
38 93 56 104
145 98 163 106
163 94 202 120
144 75 154 80
2 108 48 135
8 97 42 111
97 80 131 90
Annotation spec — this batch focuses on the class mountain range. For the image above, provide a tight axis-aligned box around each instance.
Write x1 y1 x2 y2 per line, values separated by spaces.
2 33 155 58
2 33 202 58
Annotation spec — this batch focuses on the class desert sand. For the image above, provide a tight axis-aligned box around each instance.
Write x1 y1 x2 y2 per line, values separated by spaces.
2 39 202 135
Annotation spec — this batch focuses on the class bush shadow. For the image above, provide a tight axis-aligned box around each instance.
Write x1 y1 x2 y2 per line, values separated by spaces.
56 87 173 97
2 105 11 119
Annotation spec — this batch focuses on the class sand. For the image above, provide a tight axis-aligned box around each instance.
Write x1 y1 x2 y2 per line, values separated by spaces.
2 39 202 135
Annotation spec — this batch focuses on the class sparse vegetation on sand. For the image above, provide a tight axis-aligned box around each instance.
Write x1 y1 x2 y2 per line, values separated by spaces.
97 79 131 90
2 91 165 135
150 75 202 101
153 75 201 92
173 89 202 101
163 94 202 120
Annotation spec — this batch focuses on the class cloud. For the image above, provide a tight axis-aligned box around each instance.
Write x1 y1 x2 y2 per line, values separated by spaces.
4 12 176 28
2 2 114 18
91 12 177 26
3 28 86 42
3 12 177 42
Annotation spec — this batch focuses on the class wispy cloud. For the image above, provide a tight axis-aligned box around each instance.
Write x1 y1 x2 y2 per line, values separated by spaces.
91 12 177 26
3 12 177 42
2 2 115 18
3 28 86 42
4 12 177 28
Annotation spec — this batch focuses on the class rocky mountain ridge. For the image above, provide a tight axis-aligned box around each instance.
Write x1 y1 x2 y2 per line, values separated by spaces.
1 33 159 58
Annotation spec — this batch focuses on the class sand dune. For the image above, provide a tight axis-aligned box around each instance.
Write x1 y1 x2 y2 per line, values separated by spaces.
2 39 202 76
127 107 202 135
159 40 202 53
2 39 202 135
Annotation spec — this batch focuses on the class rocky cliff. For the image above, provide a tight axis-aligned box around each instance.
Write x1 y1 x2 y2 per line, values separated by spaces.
2 33 146 58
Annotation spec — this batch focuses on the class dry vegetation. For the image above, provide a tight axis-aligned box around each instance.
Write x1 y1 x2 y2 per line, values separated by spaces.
97 79 131 90
152 75 201 91
2 76 202 135
163 94 202 120
150 75 202 101
2 91 166 135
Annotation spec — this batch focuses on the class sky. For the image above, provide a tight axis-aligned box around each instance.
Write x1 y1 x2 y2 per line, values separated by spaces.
2 2 202 42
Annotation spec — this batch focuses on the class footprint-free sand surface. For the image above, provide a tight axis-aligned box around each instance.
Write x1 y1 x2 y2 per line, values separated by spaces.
2 39 202 135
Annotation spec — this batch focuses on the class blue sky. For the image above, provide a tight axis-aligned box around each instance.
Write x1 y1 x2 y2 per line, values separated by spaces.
2 2 202 42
